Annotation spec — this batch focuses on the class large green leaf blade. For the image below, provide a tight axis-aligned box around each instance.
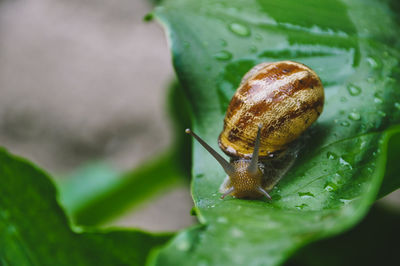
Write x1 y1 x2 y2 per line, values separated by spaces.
0 148 171 265
152 0 400 265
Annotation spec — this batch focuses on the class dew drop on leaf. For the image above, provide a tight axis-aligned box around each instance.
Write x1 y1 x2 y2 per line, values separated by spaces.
340 121 350 127
374 97 383 104
217 216 228 224
326 151 338 160
347 84 362 96
298 192 315 198
249 45 258 53
295 203 308 210
177 239 191 251
254 33 263 40
214 50 233 61
340 198 354 205
231 227 244 238
348 112 361 121
220 39 227 47
394 102 400 110
366 56 380 69
339 157 352 169
228 23 251 37
324 182 338 192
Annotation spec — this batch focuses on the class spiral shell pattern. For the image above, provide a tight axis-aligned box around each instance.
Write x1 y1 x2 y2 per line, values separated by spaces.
218 61 324 158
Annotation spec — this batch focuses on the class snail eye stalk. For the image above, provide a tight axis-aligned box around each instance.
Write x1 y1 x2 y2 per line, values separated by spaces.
248 124 262 175
185 129 235 176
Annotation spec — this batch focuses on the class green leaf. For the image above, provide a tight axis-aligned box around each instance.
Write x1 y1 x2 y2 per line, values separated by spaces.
286 204 400 266
152 0 400 265
0 148 171 265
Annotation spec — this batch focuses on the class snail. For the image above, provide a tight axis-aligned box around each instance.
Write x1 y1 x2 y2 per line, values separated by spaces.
186 61 324 199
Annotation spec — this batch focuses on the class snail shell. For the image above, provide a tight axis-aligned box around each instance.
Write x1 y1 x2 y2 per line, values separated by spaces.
186 61 324 200
219 61 324 159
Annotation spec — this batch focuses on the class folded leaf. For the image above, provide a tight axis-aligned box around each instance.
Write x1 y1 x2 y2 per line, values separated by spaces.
152 0 400 265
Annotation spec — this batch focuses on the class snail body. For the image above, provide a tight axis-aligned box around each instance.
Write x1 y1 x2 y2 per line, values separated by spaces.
186 61 324 200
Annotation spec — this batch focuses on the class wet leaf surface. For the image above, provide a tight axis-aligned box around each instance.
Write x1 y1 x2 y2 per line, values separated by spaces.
152 0 400 265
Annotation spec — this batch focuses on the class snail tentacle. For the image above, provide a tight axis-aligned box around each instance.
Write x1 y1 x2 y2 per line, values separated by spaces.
257 187 272 200
248 124 263 175
220 186 235 199
185 128 235 176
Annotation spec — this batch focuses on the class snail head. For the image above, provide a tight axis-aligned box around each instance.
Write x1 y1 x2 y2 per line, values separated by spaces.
185 125 271 200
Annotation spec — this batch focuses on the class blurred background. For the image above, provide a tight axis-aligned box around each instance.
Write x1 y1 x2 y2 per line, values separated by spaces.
1 0 398 233
0 0 194 231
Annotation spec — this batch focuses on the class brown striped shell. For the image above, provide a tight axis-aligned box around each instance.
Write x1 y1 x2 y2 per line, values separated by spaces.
218 61 324 159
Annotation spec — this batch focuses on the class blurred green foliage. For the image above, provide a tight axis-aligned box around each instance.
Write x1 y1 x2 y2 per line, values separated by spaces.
0 148 171 265
0 0 400 265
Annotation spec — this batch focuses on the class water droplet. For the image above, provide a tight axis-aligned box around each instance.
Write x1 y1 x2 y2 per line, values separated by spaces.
295 203 308 210
340 121 350 127
217 216 228 224
214 50 233 61
254 34 263 41
366 56 379 69
177 238 191 251
231 227 244 238
228 23 251 37
220 39 227 47
395 102 400 110
348 112 361 121
374 97 383 104
298 192 314 198
326 152 337 160
347 84 362 96
339 157 352 169
340 96 347 102
249 45 258 53
196 173 204 178
340 198 354 205
324 182 338 192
